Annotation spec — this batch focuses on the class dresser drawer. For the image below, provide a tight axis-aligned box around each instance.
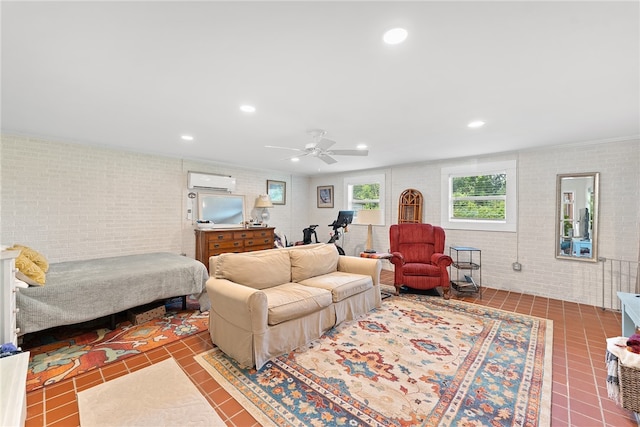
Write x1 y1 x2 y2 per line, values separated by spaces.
210 248 244 256
252 229 273 239
208 240 243 251
233 230 255 239
249 244 274 252
205 232 234 242
245 238 273 248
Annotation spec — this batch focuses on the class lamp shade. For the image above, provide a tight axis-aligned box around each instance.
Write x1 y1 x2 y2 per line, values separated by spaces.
356 209 383 225
255 194 273 208
356 209 383 253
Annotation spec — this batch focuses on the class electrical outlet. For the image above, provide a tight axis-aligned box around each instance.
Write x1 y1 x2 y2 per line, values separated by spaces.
512 262 522 271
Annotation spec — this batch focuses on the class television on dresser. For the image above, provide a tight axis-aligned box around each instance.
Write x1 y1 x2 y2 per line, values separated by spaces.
197 193 245 228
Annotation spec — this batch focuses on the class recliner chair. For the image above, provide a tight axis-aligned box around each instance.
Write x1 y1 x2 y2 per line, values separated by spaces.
389 223 453 297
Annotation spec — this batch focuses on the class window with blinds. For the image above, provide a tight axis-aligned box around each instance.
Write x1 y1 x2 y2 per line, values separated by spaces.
451 174 506 220
441 160 517 232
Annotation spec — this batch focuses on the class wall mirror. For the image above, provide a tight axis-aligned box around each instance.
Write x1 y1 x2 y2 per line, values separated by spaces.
555 172 599 262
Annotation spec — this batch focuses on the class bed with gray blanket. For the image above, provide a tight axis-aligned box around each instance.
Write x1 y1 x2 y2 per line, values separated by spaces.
17 252 210 336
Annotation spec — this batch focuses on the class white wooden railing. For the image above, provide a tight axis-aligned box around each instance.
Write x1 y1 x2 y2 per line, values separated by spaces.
600 257 640 310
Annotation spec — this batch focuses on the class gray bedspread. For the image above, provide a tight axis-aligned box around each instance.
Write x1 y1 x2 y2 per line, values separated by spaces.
17 252 210 335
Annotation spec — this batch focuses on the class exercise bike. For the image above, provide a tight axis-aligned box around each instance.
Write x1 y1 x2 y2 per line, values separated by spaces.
300 210 354 255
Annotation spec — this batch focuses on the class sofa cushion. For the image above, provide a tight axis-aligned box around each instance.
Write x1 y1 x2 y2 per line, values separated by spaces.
402 262 441 277
299 272 372 302
214 249 291 290
290 244 339 282
263 283 333 326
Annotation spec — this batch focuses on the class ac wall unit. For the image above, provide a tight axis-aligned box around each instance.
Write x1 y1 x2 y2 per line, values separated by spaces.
188 172 236 192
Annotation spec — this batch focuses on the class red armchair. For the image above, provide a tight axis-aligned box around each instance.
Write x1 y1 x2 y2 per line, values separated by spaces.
389 224 453 297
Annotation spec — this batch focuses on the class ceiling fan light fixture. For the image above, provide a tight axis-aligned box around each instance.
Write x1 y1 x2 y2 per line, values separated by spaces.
266 129 369 165
383 28 408 45
308 129 327 139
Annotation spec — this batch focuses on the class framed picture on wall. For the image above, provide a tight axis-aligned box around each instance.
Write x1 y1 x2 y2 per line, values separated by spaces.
317 185 334 208
267 180 286 205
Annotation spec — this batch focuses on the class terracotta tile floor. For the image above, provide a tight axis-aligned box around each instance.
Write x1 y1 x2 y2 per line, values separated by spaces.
24 271 638 426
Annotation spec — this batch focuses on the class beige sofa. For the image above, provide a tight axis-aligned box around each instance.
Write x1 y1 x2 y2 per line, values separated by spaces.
206 243 382 369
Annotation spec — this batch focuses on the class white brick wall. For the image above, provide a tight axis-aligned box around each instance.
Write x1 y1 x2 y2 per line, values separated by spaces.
1 135 183 261
178 159 305 258
308 139 639 306
0 135 307 262
1 134 637 306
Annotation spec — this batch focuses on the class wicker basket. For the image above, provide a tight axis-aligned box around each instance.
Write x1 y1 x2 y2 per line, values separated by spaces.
618 362 640 412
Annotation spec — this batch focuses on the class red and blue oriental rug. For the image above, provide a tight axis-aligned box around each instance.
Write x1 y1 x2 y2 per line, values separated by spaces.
195 294 552 426
24 308 208 392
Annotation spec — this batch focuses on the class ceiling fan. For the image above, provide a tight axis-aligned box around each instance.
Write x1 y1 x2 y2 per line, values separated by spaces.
265 129 368 165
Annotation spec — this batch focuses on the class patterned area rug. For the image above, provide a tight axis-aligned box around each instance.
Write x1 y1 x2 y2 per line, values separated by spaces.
195 294 553 427
24 307 208 393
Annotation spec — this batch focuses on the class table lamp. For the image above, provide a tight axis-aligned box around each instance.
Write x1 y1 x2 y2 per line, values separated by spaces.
255 194 273 224
356 209 383 253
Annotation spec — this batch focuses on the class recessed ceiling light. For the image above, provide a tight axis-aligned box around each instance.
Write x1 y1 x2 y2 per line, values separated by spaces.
383 28 408 45
291 157 300 162
468 120 485 128
357 144 368 150
240 105 256 113
181 135 194 141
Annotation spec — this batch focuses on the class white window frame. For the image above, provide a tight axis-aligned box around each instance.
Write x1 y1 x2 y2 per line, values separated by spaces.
344 173 385 225
441 160 517 232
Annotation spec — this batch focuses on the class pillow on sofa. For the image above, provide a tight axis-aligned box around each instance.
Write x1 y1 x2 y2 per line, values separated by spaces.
11 244 49 272
14 251 46 286
215 249 291 290
290 244 339 282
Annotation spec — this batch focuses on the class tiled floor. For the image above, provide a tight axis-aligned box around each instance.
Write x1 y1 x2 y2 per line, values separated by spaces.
24 271 638 426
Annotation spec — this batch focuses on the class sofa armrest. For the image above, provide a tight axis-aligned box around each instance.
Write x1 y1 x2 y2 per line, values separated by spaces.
209 256 220 276
337 256 382 287
206 277 268 334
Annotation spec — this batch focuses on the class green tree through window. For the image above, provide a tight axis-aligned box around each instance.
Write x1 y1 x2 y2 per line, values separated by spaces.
452 174 506 220
441 160 516 232
352 184 380 210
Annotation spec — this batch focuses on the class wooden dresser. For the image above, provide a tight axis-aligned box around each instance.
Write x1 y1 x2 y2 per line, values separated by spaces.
195 227 275 272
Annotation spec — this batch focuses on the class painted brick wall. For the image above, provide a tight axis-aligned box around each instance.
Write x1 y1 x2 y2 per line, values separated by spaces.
178 159 304 258
1 134 637 306
307 139 639 307
1 135 182 262
0 135 306 262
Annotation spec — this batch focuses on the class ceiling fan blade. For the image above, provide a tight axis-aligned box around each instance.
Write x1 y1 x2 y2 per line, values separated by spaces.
282 152 311 161
265 145 305 152
318 154 338 164
315 138 336 151
329 149 369 156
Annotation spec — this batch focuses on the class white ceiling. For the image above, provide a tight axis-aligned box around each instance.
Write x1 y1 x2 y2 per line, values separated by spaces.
2 1 639 176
